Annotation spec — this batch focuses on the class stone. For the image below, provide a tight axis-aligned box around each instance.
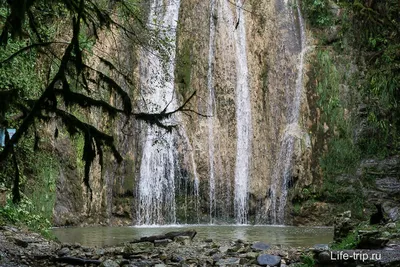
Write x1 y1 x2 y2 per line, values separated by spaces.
171 255 184 262
57 247 70 257
215 257 240 265
212 253 223 262
95 248 105 256
134 260 154 267
13 237 29 248
358 230 389 249
208 249 219 256
257 254 281 266
174 235 191 245
251 242 270 251
318 251 331 263
312 244 329 252
154 239 172 247
334 211 354 242
138 230 196 243
212 242 220 249
245 252 258 259
100 259 119 267
236 246 249 253
124 242 154 255
385 222 396 229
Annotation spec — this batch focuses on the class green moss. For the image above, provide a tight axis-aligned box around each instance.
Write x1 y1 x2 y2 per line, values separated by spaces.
25 151 59 222
73 134 85 173
175 39 193 99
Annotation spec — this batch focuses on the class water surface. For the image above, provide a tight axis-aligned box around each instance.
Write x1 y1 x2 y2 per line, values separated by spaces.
53 224 332 247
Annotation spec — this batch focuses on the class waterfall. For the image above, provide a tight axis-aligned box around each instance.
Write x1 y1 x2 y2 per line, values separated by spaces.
233 0 252 225
207 0 217 224
137 0 181 225
270 1 306 224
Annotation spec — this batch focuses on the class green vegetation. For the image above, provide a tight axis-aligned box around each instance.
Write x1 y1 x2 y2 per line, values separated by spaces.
304 48 365 218
302 0 400 155
298 0 400 221
331 230 360 250
301 0 334 26
0 0 196 233
0 138 58 237
0 197 53 238
175 39 193 99
295 252 315 267
0 0 188 208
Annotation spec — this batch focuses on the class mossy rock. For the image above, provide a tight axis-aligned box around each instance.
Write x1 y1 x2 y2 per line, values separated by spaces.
123 242 154 255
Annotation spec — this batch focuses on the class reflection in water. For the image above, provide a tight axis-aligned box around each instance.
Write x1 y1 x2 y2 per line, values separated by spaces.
53 225 332 248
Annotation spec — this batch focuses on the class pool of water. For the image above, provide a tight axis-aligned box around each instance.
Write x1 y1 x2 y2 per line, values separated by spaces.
52 224 333 247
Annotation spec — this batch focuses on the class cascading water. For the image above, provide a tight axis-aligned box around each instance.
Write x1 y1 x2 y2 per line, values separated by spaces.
137 0 181 225
270 1 306 225
207 0 217 224
233 0 252 225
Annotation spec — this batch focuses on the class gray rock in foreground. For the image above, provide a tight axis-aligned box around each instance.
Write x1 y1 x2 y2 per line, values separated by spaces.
257 253 281 266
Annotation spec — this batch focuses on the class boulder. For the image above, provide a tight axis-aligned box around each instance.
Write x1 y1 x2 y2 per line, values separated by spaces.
357 230 389 249
317 251 331 264
257 254 281 266
333 211 354 242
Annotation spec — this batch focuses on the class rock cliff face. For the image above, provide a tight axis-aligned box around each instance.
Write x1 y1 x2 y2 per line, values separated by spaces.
52 0 315 225
177 0 312 224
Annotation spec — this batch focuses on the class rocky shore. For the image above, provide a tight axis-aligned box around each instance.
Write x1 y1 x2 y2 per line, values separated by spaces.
1 224 400 267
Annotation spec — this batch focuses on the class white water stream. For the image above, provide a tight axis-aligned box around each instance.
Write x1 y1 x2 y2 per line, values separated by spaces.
270 2 306 224
137 0 181 225
233 0 252 224
207 0 217 224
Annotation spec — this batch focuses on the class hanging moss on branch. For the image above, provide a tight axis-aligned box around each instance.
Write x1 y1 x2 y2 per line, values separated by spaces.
0 0 201 203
